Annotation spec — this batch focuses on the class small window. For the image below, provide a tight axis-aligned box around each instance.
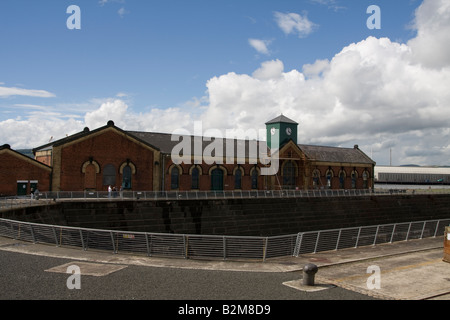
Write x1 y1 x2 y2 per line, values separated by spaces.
103 164 116 186
235 168 242 189
191 167 199 189
171 166 180 189
251 168 258 189
122 165 132 189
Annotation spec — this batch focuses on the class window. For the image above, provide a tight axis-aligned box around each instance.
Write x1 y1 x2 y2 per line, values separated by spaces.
351 170 358 189
339 170 346 189
85 164 97 189
122 165 132 189
251 167 258 189
103 164 116 186
191 167 199 189
363 170 369 189
283 161 296 189
326 169 333 189
234 167 242 189
171 166 180 189
211 168 224 191
312 169 320 189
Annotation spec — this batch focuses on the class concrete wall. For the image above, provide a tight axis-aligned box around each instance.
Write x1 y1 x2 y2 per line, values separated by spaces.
2 194 450 237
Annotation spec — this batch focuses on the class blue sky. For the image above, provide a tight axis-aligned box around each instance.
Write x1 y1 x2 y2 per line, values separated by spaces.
1 0 450 166
0 0 417 109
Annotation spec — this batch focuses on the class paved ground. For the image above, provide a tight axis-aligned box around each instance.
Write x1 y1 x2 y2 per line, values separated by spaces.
0 235 448 303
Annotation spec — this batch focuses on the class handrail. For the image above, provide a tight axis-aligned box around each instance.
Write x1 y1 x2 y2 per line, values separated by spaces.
0 217 448 262
2 187 450 209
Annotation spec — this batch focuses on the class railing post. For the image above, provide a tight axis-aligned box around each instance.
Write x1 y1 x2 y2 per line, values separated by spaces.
355 227 362 248
406 222 412 241
79 229 85 250
223 236 226 260
111 231 117 254
390 224 396 243
335 229 342 251
433 220 440 238
420 221 426 239
52 226 59 246
313 231 321 253
29 225 36 243
263 237 268 262
293 232 303 257
184 235 189 259
373 225 380 246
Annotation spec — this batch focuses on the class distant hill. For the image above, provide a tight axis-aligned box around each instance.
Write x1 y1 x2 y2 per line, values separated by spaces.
17 149 34 159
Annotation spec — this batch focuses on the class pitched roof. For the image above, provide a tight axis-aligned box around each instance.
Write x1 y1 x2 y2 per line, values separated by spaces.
265 114 298 125
0 144 52 170
298 144 375 165
33 121 161 153
127 131 267 158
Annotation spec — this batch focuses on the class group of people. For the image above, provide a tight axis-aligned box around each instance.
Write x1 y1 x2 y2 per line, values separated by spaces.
107 185 123 198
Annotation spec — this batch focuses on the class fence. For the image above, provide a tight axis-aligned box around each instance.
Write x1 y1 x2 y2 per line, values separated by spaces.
2 187 450 211
0 218 448 262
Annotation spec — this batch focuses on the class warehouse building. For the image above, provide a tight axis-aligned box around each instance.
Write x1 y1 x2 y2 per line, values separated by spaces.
1 115 376 195
375 166 450 185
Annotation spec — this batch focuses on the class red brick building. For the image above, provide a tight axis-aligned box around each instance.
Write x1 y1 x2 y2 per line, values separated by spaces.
0 144 52 196
1 115 375 195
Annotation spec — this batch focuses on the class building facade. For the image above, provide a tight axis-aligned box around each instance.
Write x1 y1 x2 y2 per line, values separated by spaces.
1 115 375 195
0 144 52 196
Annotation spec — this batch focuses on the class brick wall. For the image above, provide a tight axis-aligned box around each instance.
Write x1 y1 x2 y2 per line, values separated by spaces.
7 194 449 237
0 149 51 196
55 129 156 192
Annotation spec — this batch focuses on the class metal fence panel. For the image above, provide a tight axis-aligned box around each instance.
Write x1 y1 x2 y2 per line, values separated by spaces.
0 217 448 261
265 235 297 259
186 235 224 259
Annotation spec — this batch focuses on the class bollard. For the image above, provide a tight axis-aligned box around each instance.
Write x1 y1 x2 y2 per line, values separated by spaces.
303 263 318 286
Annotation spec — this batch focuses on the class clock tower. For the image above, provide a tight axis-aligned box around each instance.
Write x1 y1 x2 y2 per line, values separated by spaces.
265 115 298 149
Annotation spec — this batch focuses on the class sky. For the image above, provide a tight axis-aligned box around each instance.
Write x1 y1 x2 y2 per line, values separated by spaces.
1 0 450 166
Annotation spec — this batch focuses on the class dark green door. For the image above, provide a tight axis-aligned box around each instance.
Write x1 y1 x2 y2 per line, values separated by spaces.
211 168 223 191
17 182 27 196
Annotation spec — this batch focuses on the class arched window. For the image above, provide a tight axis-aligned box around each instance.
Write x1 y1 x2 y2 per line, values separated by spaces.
363 170 370 189
103 164 116 186
282 161 297 189
171 166 180 190
210 168 223 191
250 167 259 190
82 160 100 190
326 169 334 189
191 167 199 190
351 170 358 189
312 169 320 189
122 165 132 189
85 164 97 190
339 170 346 189
234 166 243 190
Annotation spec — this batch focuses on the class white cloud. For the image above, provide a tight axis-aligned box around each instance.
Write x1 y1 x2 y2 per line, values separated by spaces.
407 0 450 69
118 7 129 18
0 86 55 98
2 0 450 167
274 11 317 38
248 39 272 55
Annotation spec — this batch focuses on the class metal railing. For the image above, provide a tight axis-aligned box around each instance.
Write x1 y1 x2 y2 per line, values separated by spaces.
0 218 448 262
2 187 450 210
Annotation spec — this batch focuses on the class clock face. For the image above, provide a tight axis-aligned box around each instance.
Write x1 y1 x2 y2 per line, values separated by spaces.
270 127 276 135
286 127 292 135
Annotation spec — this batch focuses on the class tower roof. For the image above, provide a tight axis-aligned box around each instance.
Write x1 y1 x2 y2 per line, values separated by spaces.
265 114 298 125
